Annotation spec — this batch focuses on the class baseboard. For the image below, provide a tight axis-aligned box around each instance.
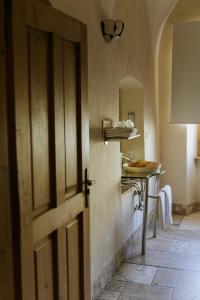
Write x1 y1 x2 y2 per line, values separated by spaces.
173 202 200 215
91 210 154 300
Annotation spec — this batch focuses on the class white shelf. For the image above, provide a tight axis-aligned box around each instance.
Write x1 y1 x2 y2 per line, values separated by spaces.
105 133 140 141
104 127 140 143
102 119 140 144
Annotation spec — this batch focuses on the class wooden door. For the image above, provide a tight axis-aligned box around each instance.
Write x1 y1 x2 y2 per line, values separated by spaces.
8 0 90 299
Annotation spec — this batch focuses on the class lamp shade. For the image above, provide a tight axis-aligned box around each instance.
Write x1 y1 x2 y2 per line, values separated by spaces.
171 21 200 124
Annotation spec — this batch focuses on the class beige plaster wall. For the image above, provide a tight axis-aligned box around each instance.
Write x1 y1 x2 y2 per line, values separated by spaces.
100 0 115 19
119 89 145 161
50 0 157 287
145 0 177 164
158 0 200 206
186 125 197 205
158 23 187 205
171 21 200 124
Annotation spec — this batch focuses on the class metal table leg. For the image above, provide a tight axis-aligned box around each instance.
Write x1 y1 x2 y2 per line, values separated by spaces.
142 179 149 255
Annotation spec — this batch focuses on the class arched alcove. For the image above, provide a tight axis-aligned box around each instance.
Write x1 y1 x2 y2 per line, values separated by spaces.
119 76 145 160
158 0 200 212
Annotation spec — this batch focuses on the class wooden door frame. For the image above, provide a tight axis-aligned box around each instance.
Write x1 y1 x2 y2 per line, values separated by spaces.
0 0 15 299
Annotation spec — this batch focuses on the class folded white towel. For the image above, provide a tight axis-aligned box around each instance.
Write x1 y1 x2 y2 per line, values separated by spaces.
160 185 173 225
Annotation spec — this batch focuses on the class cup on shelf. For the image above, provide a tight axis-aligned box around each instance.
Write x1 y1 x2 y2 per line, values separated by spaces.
126 119 134 128
117 119 134 128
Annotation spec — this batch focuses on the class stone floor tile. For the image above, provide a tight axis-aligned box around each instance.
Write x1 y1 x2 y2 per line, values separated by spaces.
132 236 175 256
174 229 200 241
170 239 200 256
146 237 175 252
119 282 173 300
105 280 126 292
96 290 121 300
113 263 157 285
125 242 143 258
96 213 200 300
179 218 200 230
156 229 177 240
157 227 200 242
118 297 142 300
172 270 200 300
127 249 200 271
152 267 179 288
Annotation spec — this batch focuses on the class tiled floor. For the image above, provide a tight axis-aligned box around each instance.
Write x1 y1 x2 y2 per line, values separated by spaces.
97 213 200 300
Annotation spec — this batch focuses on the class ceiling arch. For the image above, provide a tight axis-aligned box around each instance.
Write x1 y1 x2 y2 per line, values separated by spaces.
145 0 177 49
119 76 143 91
168 0 200 23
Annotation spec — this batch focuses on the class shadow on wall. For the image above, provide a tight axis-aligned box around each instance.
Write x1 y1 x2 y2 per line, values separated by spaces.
119 76 145 161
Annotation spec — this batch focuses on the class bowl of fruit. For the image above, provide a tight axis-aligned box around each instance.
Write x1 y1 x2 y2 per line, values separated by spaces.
123 160 161 173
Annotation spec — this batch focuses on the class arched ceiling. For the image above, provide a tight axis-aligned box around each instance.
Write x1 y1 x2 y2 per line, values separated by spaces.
99 0 200 75
144 0 200 51
100 0 178 51
100 0 200 48
100 0 177 46
145 0 177 50
169 0 200 23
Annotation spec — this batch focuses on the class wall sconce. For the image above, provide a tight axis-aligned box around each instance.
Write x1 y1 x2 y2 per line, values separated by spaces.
101 19 124 43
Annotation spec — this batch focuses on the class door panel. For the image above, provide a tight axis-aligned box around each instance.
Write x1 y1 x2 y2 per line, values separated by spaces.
64 42 79 199
34 237 55 300
9 0 90 299
27 28 52 216
67 220 81 300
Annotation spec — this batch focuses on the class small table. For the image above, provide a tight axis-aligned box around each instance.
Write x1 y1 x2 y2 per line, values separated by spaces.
121 169 165 255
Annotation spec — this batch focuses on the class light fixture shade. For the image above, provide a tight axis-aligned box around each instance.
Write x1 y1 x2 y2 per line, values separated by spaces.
171 21 200 124
101 19 124 43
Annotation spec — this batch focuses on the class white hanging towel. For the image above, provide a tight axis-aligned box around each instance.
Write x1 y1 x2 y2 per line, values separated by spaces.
158 191 166 229
160 185 173 225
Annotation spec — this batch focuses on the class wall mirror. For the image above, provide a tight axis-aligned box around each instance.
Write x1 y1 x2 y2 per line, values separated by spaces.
119 76 145 161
